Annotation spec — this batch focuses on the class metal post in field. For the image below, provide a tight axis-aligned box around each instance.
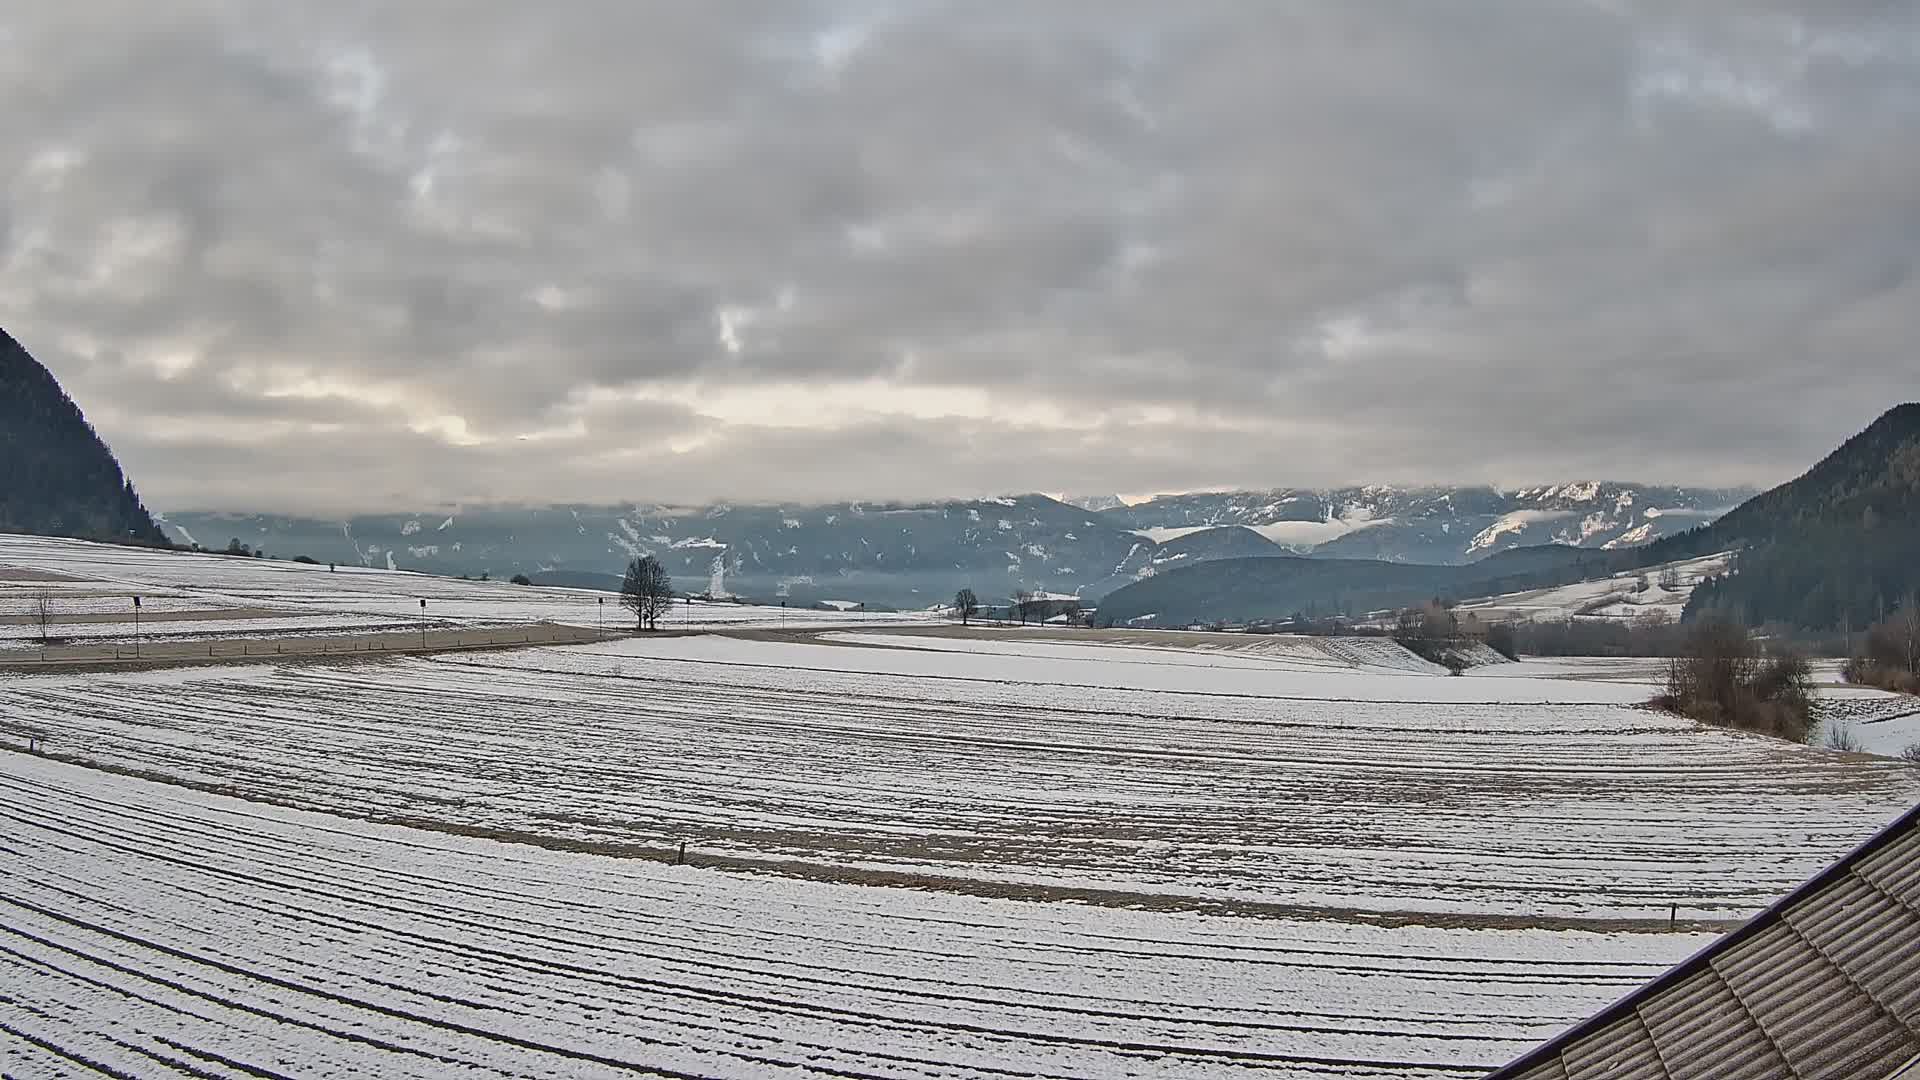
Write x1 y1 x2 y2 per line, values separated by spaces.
419 598 428 649
133 595 142 658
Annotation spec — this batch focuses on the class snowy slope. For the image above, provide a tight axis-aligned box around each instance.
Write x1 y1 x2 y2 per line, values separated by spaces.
1451 552 1734 623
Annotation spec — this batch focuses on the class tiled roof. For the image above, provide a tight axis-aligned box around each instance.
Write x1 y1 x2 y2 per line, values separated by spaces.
1488 802 1920 1080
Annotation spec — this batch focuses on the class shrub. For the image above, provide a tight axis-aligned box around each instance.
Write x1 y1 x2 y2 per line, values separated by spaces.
510 574 533 586
1654 617 1815 742
1824 722 1863 753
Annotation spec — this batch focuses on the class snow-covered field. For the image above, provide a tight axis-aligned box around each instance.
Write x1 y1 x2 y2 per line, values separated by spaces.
1479 656 1920 758
2 751 1712 1079
0 612 410 648
1453 552 1733 624
0 533 934 640
5 534 1919 1077
6 631 1914 925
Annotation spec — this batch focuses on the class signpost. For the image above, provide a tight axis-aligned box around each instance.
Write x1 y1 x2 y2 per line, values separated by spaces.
419 598 428 649
132 595 141 658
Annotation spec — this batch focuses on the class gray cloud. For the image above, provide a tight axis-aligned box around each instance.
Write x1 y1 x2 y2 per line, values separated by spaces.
3 1 1916 513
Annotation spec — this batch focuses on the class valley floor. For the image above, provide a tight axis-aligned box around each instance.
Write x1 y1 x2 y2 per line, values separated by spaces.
3 751 1696 1079
3 533 1918 1077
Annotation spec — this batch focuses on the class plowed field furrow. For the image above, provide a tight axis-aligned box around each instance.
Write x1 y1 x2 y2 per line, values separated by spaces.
0 784 1584 1058
4 750 1708 1079
7 637 1913 920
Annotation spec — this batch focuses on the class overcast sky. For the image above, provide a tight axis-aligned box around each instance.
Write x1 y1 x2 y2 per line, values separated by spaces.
4 3 1916 513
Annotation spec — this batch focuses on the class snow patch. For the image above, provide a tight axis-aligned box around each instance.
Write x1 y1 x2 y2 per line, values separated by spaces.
1467 509 1576 553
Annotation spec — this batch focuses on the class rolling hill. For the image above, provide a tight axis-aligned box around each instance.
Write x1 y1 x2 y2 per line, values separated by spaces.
1092 545 1608 628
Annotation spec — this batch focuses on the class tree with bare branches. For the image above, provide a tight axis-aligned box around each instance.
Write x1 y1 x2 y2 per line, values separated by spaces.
620 556 674 631
953 588 979 626
32 588 52 644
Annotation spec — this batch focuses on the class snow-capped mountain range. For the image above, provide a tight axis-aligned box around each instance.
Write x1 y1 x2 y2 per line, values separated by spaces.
1101 482 1754 563
158 482 1751 609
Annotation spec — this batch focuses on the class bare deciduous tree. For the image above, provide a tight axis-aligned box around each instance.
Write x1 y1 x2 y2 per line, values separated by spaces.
620 556 674 631
1845 593 1920 694
953 588 979 626
33 588 53 644
1013 589 1034 626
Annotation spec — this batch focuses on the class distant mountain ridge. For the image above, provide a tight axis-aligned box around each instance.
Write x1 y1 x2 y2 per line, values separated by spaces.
1 327 166 546
1104 482 1752 563
161 479 1745 609
1094 404 1919 631
159 497 1156 608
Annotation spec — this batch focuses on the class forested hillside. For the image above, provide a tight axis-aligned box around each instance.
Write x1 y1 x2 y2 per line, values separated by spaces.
1092 546 1601 627
1676 404 1920 630
1 328 166 545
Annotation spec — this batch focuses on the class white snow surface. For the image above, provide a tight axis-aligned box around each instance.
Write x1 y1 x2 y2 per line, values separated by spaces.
1466 510 1576 554
0 533 934 633
6 630 1913 924
1131 509 1385 550
6 751 1712 1078
1453 552 1734 624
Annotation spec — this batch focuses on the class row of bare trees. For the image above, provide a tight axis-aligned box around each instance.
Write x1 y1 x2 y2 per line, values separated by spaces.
1843 593 1920 694
951 588 1085 626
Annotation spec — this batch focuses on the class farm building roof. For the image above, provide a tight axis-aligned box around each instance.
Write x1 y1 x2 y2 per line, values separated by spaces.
1488 801 1920 1079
